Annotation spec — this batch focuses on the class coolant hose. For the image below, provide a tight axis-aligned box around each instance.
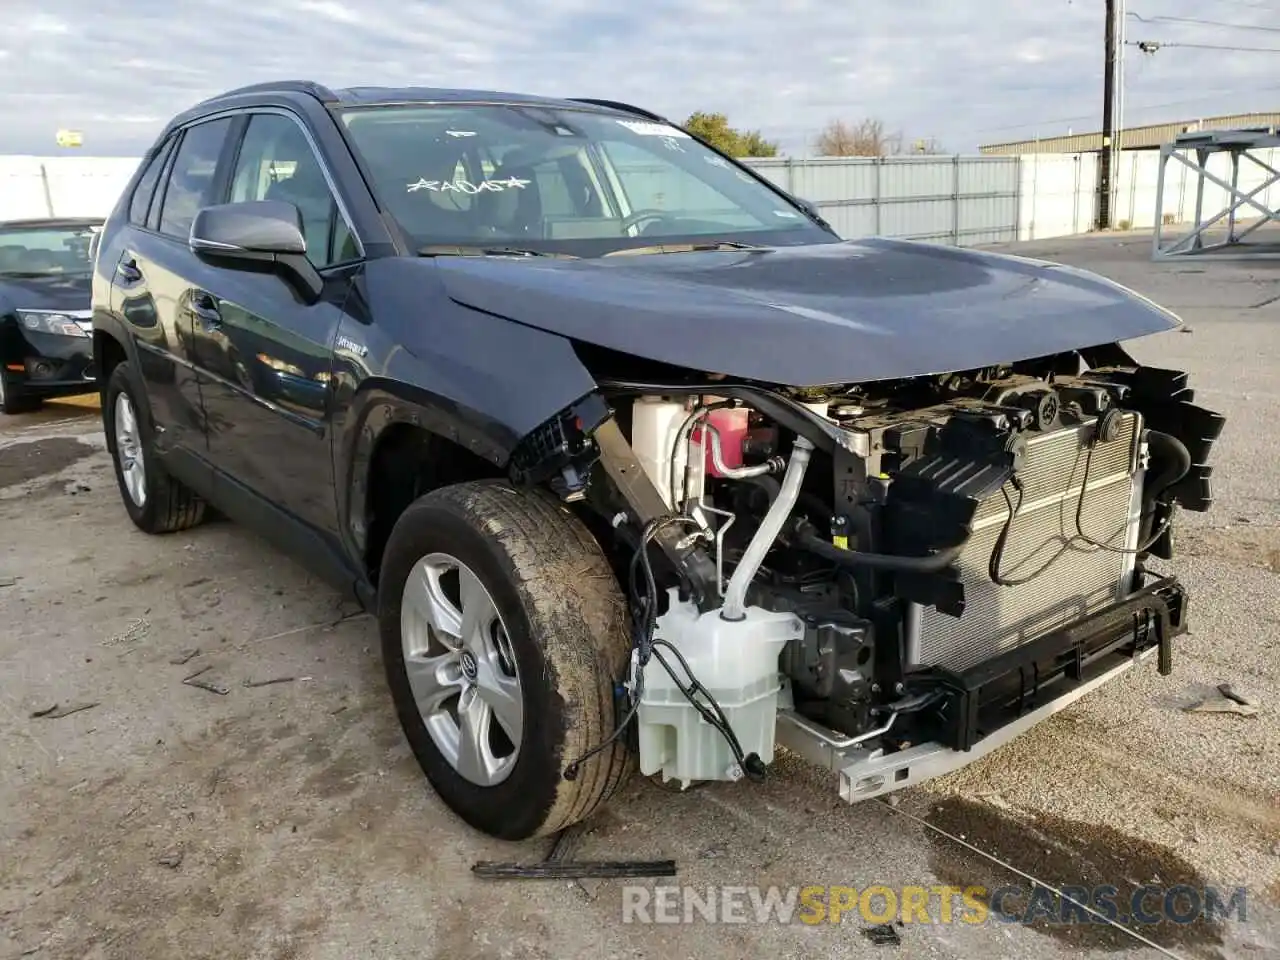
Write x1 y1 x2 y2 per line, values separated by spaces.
1137 429 1191 546
796 529 964 573
721 436 814 621
1144 430 1191 500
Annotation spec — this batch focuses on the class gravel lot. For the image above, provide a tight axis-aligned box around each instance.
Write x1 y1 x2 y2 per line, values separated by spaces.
1 230 1277 960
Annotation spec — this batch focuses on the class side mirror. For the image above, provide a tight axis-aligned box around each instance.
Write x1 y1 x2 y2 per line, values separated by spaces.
189 200 322 303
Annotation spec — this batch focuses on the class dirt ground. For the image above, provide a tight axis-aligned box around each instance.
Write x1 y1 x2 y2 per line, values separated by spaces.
2 232 1279 959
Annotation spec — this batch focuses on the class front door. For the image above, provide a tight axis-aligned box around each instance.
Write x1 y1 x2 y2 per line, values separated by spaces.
184 111 362 536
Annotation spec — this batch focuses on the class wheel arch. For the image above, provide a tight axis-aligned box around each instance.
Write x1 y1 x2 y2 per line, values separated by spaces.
92 328 129 400
340 380 514 587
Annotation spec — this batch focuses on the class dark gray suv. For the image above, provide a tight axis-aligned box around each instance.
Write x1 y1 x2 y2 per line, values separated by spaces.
91 80 1223 841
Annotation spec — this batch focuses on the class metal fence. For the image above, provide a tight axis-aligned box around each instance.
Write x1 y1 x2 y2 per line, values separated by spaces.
2 153 1026 246
7 150 1257 250
742 155 1022 246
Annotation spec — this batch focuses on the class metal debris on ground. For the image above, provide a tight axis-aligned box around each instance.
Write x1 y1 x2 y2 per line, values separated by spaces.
29 701 99 720
102 617 151 647
1183 683 1259 717
1184 698 1258 717
156 849 184 868
862 923 902 946
474 820 677 881
181 665 230 696
471 860 677 880
168 648 201 665
242 676 295 688
1217 683 1254 707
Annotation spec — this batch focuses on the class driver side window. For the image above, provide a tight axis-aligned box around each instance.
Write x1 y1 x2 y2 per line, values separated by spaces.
228 113 358 268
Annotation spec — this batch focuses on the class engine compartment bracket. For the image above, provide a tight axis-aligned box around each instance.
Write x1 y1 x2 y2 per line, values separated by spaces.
592 416 719 606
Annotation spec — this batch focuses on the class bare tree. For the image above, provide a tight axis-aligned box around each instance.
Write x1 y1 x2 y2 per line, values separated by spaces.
813 119 945 157
814 118 901 157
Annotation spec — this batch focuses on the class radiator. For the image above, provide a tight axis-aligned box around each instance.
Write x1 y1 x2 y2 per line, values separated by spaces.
909 412 1144 673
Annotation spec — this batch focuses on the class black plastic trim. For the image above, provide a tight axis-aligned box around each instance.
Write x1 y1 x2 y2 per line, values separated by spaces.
907 575 1187 751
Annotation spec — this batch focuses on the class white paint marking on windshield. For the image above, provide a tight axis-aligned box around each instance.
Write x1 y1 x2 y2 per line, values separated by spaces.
616 120 691 139
407 177 530 194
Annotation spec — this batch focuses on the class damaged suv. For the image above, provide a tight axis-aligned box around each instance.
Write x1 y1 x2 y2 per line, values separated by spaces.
91 81 1224 840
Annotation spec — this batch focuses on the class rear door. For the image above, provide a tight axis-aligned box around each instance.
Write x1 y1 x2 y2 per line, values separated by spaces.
184 109 361 536
109 117 237 460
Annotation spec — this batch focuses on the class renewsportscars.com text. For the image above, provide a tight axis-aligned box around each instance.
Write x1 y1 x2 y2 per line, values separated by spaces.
620 883 1249 926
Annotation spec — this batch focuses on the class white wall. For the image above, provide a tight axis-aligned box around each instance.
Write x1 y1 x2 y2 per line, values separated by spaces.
1017 146 1280 241
0 155 141 221
1017 153 1097 240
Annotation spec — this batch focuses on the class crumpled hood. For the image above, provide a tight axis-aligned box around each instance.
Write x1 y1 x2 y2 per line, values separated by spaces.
0 273 92 313
434 238 1181 386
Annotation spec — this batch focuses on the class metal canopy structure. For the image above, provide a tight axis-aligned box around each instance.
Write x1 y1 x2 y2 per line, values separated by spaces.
1152 128 1280 261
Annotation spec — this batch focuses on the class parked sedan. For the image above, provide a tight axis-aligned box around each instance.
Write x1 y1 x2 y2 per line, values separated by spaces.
0 217 102 413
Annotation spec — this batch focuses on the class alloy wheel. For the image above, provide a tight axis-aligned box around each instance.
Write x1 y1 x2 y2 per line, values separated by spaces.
400 552 524 786
114 392 147 507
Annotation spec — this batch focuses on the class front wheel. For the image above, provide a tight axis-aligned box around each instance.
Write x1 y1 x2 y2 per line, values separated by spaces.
378 480 634 840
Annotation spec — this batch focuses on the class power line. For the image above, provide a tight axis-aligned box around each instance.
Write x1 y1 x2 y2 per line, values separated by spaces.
1194 0 1275 10
1130 39 1280 53
1128 13 1280 34
972 84 1280 136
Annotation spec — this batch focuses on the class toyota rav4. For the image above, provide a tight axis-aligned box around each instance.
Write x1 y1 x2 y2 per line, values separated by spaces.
90 81 1224 841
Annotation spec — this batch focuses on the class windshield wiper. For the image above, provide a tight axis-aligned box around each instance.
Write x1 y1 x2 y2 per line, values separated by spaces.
417 244 578 260
603 241 772 257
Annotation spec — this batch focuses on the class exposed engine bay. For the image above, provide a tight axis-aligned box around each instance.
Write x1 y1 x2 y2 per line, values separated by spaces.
513 345 1224 799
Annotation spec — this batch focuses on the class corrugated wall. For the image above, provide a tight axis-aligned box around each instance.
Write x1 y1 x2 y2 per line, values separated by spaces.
741 155 1021 245
2 152 1024 246
8 149 1271 248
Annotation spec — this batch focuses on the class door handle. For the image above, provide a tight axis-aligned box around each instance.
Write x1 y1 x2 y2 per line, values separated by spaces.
117 256 142 284
190 292 222 331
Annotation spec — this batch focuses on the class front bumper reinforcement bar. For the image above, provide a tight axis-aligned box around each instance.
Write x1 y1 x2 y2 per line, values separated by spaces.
776 574 1187 803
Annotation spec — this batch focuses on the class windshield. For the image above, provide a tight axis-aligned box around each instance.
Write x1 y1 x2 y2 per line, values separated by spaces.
338 104 832 256
0 223 99 277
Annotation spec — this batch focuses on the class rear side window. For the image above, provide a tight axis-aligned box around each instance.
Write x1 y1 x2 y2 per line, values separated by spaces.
128 138 174 226
157 118 233 239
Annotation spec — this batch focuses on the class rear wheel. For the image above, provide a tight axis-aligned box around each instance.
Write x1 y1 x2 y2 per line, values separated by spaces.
103 362 206 534
0 371 42 415
379 480 634 840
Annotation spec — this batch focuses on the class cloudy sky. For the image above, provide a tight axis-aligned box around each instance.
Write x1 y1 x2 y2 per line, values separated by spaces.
2 0 1278 157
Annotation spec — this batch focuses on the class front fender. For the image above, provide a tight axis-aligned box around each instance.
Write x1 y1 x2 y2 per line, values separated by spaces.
330 286 599 568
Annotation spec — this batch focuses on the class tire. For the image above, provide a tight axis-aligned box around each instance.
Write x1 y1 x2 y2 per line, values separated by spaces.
103 362 206 534
0 372 42 415
379 480 635 840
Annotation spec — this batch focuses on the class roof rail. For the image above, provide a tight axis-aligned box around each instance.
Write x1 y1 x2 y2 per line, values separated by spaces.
201 80 338 105
568 98 668 123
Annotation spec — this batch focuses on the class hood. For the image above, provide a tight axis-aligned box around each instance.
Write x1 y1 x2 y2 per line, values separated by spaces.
0 273 93 313
433 238 1181 386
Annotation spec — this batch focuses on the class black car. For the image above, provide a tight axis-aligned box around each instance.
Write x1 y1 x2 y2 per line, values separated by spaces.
0 217 102 413
91 81 1223 842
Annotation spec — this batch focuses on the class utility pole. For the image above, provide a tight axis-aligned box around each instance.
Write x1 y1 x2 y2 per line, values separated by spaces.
1097 0 1117 229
